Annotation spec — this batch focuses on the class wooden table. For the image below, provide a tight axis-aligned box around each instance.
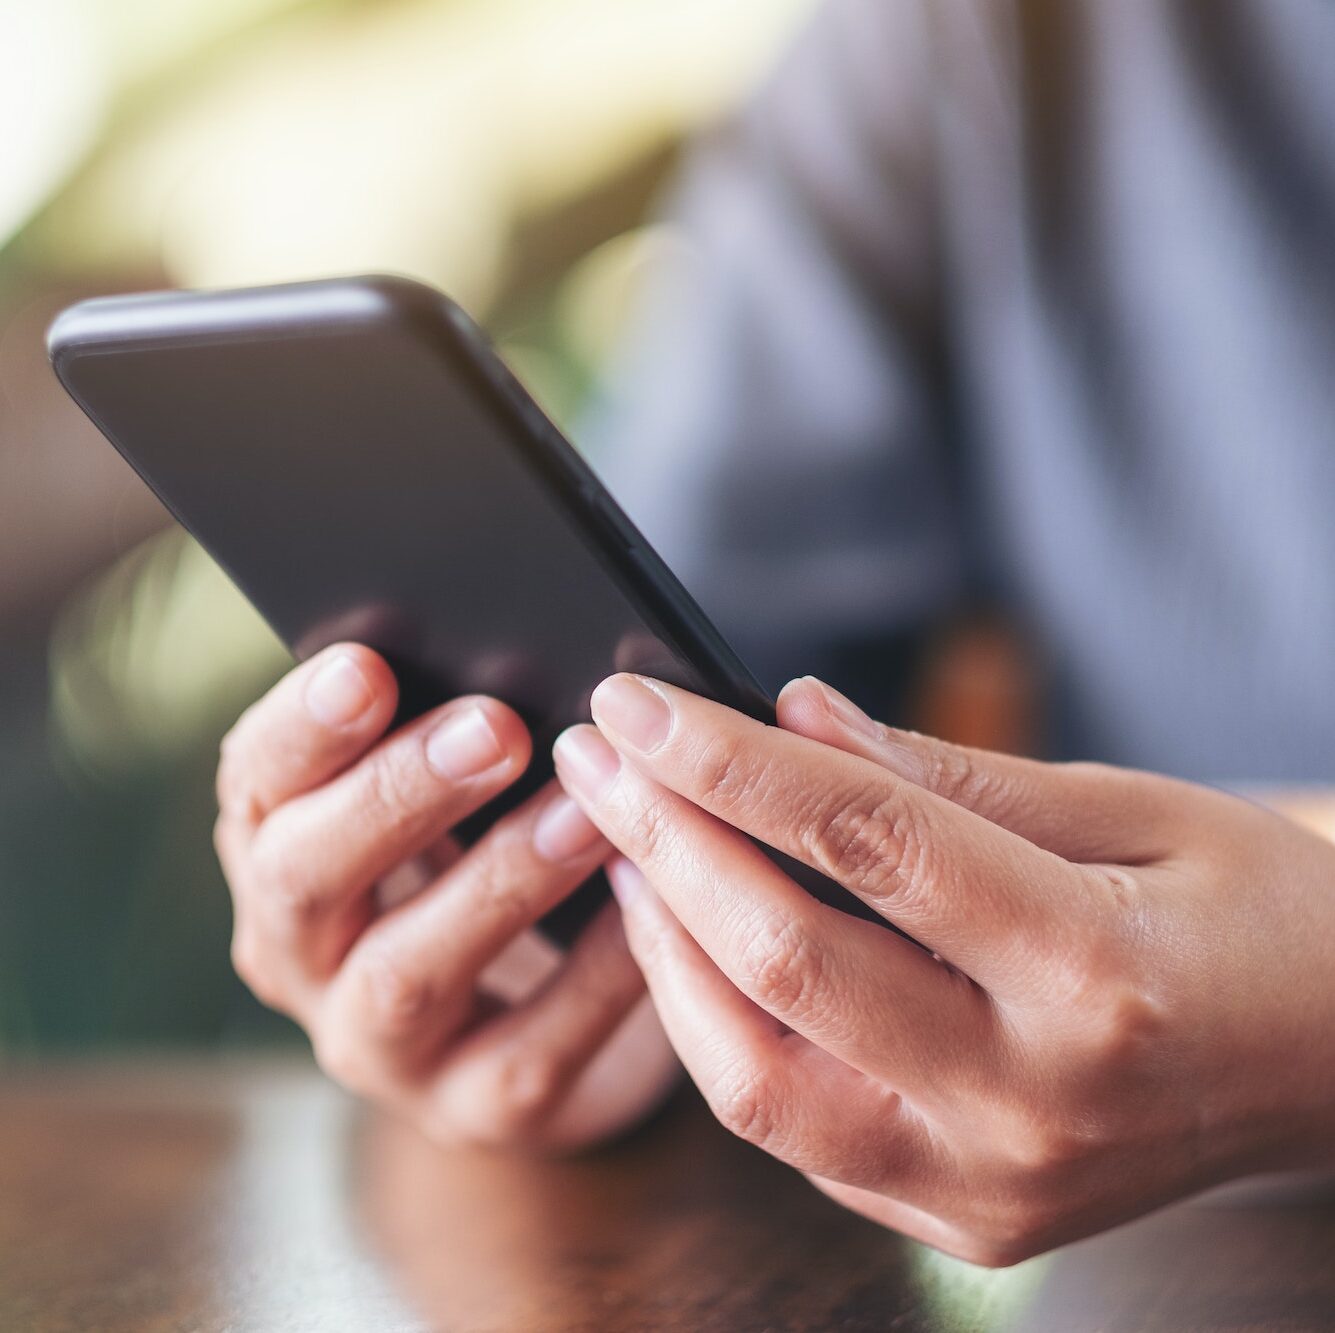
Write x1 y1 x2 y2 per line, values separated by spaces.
2 1059 1334 1331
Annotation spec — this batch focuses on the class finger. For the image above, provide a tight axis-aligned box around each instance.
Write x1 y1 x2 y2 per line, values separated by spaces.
532 996 682 1152
555 730 997 1099
607 858 940 1195
218 815 315 1021
245 695 530 952
316 783 609 1079
217 644 398 824
428 902 648 1146
586 676 1089 985
778 676 1173 865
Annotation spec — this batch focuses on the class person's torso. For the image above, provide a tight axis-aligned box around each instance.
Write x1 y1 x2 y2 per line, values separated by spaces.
936 0 1335 781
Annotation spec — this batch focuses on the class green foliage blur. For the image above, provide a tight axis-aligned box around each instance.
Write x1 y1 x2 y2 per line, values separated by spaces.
0 0 810 1050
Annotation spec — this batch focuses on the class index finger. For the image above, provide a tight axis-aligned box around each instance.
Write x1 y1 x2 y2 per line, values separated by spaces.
588 674 1092 988
553 726 996 1102
217 643 398 823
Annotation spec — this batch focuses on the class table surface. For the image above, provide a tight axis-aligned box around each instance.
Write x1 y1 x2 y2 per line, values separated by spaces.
2 1058 1334 1332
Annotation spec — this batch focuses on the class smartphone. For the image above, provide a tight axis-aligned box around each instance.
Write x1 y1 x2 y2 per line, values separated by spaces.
47 275 826 942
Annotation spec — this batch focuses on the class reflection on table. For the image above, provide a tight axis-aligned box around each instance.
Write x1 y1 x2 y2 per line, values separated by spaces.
2 1059 1333 1331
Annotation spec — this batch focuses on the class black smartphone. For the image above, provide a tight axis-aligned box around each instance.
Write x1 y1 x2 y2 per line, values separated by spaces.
47 275 800 941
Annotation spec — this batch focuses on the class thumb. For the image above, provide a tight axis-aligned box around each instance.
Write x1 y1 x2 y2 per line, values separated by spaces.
776 677 1170 866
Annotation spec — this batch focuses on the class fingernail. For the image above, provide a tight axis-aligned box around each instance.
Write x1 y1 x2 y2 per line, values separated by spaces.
305 654 375 728
803 678 928 780
808 677 881 740
591 675 671 753
533 792 603 863
554 726 621 800
608 857 650 909
426 705 507 780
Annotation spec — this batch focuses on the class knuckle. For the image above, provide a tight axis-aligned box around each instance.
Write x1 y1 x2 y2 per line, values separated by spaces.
457 833 537 936
922 743 1029 832
422 1045 573 1151
621 793 677 865
1092 985 1164 1063
363 747 428 833
735 912 825 1020
693 732 773 817
479 1051 569 1144
805 791 927 905
921 741 984 807
1093 866 1155 948
1055 935 1164 1077
248 828 324 920
352 940 435 1040
1007 1117 1095 1179
1067 982 1166 1091
709 1057 780 1149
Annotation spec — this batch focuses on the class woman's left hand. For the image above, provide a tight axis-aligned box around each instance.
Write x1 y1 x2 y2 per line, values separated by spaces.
553 674 1335 1265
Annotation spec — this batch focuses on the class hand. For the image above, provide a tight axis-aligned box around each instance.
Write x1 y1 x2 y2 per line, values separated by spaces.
215 644 678 1153
552 673 1335 1263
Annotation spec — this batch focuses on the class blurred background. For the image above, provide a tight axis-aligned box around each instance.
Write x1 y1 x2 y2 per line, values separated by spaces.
0 0 817 1050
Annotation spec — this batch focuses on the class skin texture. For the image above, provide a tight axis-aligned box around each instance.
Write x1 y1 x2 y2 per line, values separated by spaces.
214 644 679 1154
551 672 1335 1265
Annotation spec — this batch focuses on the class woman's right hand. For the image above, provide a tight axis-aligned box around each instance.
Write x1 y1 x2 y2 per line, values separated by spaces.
551 673 1335 1263
214 643 678 1153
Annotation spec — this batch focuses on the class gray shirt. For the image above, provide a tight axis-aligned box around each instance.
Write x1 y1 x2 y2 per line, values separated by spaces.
591 0 1335 784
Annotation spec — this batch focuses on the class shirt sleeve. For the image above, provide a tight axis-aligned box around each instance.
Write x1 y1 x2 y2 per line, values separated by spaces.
583 0 970 700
